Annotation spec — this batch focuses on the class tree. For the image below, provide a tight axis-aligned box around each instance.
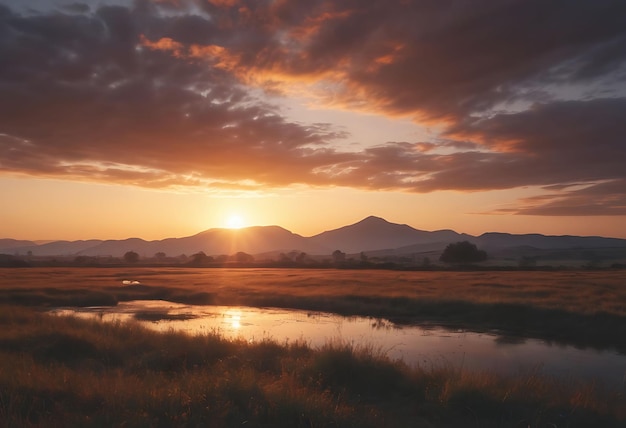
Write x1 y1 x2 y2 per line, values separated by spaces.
439 241 487 264
215 254 229 263
233 252 254 263
190 251 213 265
154 252 167 261
295 252 307 264
123 251 140 264
332 250 346 263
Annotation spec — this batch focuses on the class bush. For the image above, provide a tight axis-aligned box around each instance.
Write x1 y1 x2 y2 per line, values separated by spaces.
440 241 487 264
123 251 139 264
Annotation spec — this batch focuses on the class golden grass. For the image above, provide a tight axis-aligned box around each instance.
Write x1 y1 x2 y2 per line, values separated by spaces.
1 267 625 315
1 306 624 427
2 268 626 354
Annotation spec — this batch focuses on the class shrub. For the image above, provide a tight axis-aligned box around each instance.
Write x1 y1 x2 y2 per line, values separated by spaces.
440 241 487 264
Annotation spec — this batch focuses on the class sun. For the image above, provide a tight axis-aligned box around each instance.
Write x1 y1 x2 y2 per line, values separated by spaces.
225 214 245 229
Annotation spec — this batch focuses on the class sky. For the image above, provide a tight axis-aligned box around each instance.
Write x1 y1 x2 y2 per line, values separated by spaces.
1 0 626 241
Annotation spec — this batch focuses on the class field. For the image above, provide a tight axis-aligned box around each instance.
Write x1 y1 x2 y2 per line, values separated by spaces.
1 267 625 426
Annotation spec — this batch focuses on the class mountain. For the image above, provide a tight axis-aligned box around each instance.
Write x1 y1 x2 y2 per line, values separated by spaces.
0 226 327 258
181 226 329 256
476 232 626 250
77 238 150 257
26 240 103 256
309 216 468 253
2 217 625 261
0 239 36 251
72 226 329 257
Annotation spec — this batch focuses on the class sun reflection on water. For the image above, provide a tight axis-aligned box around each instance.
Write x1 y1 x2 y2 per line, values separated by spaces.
225 310 242 329
48 302 626 389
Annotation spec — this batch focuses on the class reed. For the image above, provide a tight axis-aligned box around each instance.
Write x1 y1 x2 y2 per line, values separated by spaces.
1 268 625 352
1 305 624 427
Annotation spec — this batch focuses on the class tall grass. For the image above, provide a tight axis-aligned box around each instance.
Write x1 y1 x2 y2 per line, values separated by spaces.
2 268 626 352
1 305 624 427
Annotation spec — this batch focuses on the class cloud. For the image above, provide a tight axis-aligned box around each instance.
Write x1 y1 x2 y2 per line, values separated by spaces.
189 0 626 120
444 98 626 182
0 3 349 190
491 180 626 216
304 98 626 209
0 0 625 216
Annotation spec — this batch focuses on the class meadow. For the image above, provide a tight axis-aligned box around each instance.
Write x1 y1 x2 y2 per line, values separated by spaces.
1 267 625 426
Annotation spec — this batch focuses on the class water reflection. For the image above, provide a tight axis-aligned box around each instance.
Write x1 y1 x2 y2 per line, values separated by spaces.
494 335 527 345
51 300 626 389
225 310 242 330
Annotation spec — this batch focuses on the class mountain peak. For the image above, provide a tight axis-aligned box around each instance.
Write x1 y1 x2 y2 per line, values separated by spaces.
310 216 439 253
4 217 624 259
357 215 390 225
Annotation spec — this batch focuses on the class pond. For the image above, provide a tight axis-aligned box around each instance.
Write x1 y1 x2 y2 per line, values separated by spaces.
51 300 626 389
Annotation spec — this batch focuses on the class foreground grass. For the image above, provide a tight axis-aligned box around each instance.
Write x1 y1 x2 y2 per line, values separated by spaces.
1 268 626 352
1 305 624 428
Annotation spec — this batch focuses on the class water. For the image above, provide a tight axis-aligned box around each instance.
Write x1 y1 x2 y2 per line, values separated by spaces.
51 300 626 389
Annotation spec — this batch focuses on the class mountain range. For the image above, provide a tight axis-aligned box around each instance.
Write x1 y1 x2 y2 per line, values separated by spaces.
2 216 626 263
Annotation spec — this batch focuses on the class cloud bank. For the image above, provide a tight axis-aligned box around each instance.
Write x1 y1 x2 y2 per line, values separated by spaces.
0 0 625 214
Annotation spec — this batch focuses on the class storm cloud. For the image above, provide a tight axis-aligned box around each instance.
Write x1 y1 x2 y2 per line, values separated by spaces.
1 0 625 213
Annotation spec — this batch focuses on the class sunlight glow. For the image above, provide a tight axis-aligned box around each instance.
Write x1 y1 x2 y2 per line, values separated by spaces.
225 214 245 229
225 310 242 330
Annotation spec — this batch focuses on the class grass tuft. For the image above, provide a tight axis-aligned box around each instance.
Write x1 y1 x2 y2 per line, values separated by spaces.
2 268 626 426
0 306 624 426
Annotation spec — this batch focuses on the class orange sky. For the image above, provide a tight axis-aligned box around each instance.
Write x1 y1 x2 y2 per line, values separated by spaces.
1 0 625 240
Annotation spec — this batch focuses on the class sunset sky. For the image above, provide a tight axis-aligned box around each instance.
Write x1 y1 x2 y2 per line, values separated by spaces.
1 0 626 240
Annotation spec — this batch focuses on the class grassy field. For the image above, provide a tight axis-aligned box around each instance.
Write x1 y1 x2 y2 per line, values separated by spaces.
1 267 625 351
1 267 625 426
1 305 625 427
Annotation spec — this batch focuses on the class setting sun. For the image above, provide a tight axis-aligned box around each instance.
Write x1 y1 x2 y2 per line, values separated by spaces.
225 214 246 229
1 1 625 425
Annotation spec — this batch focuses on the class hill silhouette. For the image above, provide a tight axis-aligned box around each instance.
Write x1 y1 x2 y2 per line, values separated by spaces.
310 216 469 253
2 217 626 263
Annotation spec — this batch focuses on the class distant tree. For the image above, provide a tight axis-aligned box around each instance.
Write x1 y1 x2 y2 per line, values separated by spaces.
154 251 167 261
234 252 254 263
332 250 346 263
123 251 140 264
215 254 229 263
439 241 487 264
295 252 307 264
190 251 213 265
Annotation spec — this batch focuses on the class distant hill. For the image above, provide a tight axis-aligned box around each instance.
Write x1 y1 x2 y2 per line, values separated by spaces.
309 216 468 253
117 226 328 257
3 226 329 258
476 232 626 250
2 217 626 264
32 240 104 256
0 239 36 251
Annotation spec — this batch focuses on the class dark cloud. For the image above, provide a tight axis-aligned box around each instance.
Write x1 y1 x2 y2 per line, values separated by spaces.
441 98 626 185
491 180 626 216
61 3 91 14
304 98 626 204
0 3 349 189
199 0 626 120
0 0 625 216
